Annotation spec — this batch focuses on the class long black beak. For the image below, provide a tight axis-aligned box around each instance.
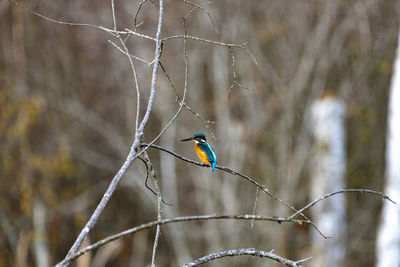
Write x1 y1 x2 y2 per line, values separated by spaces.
180 137 194 142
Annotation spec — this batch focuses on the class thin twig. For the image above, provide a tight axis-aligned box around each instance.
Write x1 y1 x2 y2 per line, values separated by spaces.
161 34 247 47
10 0 156 41
227 47 254 95
110 0 142 132
59 214 310 264
110 0 118 30
227 46 253 94
10 1 115 34
244 45 258 65
182 0 219 34
12 0 191 46
251 187 260 228
288 188 396 220
229 80 254 96
137 157 172 206
123 0 156 42
108 40 151 65
132 0 148 32
229 46 237 79
136 0 163 135
158 61 217 140
183 248 312 267
120 30 157 41
143 152 162 267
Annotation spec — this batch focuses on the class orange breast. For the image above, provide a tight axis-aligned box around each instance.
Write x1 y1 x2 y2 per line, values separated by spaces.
195 143 211 165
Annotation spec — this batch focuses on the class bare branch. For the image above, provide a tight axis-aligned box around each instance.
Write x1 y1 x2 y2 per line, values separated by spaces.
243 45 258 65
108 40 151 65
159 61 217 140
56 143 140 267
229 80 254 96
110 0 117 30
143 152 162 267
10 0 115 33
137 0 164 135
229 46 237 79
183 248 312 267
227 46 255 95
288 188 396 220
110 0 142 132
10 0 156 41
251 187 260 228
161 34 246 47
59 214 310 264
136 156 172 205
132 0 149 32
55 0 165 265
120 30 156 41
182 0 219 34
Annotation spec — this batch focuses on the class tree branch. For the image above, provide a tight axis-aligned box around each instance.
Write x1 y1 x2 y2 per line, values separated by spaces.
10 0 114 33
10 0 155 41
182 0 219 34
143 152 162 267
159 61 217 140
55 0 164 265
288 188 396 220
108 40 151 65
57 214 310 264
161 34 246 47
137 0 163 134
110 0 143 132
183 248 312 267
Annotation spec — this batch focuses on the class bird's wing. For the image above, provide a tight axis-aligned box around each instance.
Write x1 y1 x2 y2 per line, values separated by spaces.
203 143 217 163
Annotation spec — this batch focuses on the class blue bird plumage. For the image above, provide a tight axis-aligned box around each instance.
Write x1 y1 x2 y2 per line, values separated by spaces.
180 133 217 172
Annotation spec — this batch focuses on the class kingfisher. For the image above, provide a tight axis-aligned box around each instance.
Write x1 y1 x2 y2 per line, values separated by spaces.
180 133 217 172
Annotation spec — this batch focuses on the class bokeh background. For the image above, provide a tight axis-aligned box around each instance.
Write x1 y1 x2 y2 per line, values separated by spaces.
1 0 399 266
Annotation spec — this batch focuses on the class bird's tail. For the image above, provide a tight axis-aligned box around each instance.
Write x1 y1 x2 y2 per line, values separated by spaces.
211 161 216 172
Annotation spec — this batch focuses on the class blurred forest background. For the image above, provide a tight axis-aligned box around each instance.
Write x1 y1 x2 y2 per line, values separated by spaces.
1 0 400 266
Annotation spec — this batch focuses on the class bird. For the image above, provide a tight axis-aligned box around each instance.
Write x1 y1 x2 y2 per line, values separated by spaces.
180 133 217 172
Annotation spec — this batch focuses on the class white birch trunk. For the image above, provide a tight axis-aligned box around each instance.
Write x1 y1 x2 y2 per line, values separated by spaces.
310 94 346 267
376 31 400 267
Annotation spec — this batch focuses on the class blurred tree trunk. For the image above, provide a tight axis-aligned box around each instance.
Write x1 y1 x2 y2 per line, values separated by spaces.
33 199 50 267
376 31 400 267
310 93 346 266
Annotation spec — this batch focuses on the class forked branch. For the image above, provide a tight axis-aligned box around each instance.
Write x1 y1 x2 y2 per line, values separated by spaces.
55 0 165 265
